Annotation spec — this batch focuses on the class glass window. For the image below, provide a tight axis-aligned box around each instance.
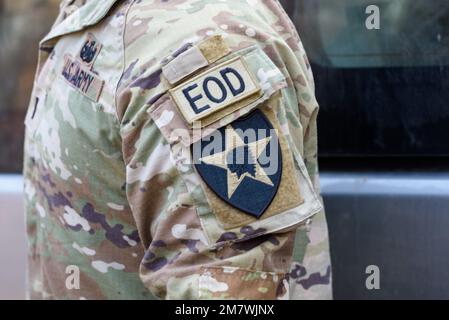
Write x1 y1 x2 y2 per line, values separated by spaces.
287 0 449 157
293 0 449 68
0 0 59 173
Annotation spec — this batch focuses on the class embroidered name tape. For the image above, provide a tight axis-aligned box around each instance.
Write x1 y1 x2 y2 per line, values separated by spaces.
61 54 104 102
170 57 260 125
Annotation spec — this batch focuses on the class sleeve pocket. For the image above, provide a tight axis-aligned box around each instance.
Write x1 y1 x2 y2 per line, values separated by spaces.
147 45 322 247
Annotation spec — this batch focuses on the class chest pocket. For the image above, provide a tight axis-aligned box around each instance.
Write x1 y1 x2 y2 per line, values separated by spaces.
148 41 323 246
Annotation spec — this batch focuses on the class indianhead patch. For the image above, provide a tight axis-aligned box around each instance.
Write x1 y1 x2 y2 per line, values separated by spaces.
192 109 282 218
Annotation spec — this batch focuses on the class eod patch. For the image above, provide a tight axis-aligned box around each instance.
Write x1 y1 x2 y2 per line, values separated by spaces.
170 56 260 125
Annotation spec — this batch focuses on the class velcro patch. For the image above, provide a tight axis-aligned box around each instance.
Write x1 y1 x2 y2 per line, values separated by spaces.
169 57 260 125
162 46 208 85
162 35 231 85
197 35 231 64
61 54 104 102
192 106 304 223
78 33 102 68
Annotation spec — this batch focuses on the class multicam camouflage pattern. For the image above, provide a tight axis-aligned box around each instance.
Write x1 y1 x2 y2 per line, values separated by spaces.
23 0 332 300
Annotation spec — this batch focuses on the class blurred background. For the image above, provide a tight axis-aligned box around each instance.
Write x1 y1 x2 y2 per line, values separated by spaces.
0 0 59 173
1 0 449 299
0 0 59 299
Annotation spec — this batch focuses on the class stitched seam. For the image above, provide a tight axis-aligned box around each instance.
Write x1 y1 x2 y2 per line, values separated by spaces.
114 0 136 124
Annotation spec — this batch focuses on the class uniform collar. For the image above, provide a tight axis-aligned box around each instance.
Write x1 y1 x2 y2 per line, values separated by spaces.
40 0 120 46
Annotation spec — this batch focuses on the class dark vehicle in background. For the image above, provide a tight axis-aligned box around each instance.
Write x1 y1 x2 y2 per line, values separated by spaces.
282 0 449 299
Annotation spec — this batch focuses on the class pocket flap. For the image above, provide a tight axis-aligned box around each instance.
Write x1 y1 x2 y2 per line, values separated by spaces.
40 0 119 47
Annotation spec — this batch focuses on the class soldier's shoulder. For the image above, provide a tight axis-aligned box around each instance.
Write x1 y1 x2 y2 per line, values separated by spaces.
123 0 281 64
124 0 279 30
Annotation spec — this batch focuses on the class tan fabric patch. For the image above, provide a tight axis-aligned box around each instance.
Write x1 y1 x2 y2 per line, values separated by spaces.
170 56 260 124
162 46 209 85
197 105 304 230
198 35 231 64
24 87 46 137
61 54 104 102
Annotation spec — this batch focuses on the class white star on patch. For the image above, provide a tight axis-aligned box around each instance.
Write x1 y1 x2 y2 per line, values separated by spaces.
199 125 274 199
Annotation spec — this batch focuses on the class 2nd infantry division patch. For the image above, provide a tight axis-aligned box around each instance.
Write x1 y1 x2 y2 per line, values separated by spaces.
167 49 303 225
192 108 303 225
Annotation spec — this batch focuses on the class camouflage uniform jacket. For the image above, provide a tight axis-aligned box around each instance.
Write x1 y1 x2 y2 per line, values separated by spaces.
23 0 332 300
